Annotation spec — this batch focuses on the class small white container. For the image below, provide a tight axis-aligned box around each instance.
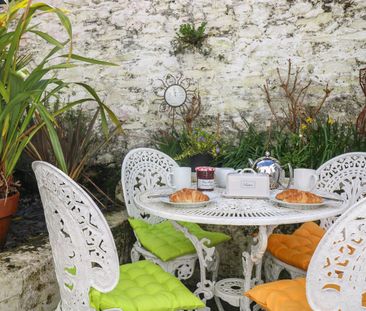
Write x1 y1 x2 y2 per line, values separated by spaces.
224 168 270 198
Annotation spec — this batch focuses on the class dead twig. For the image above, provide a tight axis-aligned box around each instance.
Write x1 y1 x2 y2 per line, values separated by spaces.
356 68 366 135
262 59 333 132
179 89 202 133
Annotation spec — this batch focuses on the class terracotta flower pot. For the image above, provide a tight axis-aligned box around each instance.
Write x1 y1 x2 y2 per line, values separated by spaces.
0 192 19 249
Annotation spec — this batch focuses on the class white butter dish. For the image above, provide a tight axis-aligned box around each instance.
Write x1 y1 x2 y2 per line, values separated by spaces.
225 168 270 198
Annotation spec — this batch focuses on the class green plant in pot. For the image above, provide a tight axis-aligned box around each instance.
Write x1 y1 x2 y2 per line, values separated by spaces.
0 0 120 248
175 128 221 170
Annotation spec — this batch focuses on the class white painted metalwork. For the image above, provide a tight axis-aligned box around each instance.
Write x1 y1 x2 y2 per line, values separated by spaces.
214 278 245 310
264 152 366 282
121 148 178 223
122 148 219 281
135 188 345 226
32 162 121 311
307 197 366 311
264 252 306 281
135 187 344 311
171 221 219 310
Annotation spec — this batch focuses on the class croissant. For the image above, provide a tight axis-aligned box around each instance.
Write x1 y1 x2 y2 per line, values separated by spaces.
170 188 209 203
276 189 323 204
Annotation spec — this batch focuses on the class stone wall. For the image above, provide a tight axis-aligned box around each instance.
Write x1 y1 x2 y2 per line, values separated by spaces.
29 0 366 159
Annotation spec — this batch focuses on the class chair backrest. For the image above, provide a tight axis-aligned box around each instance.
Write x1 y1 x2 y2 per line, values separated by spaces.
32 161 120 311
306 197 366 311
315 152 366 229
121 148 178 224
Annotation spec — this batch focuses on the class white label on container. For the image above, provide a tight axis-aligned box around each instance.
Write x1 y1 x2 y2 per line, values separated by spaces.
240 180 256 188
197 179 215 190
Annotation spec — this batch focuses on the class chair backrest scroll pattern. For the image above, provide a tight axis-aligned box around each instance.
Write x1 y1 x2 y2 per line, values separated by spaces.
121 148 178 224
315 152 366 229
307 198 366 311
32 162 119 311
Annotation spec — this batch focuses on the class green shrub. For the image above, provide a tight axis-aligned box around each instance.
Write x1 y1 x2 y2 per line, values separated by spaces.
218 118 366 169
152 128 224 166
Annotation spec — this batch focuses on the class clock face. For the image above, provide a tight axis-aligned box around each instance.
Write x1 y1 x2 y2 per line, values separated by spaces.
164 84 187 107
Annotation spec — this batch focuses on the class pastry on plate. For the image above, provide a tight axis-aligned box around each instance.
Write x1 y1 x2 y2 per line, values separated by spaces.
276 189 323 204
170 188 209 203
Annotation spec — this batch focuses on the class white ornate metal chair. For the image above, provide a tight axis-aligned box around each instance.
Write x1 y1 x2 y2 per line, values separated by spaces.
121 148 230 281
264 152 366 282
246 196 366 311
32 161 204 311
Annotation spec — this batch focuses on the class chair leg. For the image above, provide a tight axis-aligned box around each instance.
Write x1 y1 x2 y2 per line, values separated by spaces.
208 249 220 282
263 253 284 282
214 296 226 311
288 268 306 279
130 243 141 262
264 253 306 282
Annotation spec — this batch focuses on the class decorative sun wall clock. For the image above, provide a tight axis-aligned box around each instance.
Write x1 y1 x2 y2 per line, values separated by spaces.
153 73 196 127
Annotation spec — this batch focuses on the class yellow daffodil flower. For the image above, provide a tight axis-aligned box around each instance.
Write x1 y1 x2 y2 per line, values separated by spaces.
305 117 314 124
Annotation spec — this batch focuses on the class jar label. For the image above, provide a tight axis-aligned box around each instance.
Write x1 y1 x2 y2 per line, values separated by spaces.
197 179 215 190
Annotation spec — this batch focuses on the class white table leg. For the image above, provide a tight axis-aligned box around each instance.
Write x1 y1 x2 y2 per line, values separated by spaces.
241 225 277 311
171 221 216 310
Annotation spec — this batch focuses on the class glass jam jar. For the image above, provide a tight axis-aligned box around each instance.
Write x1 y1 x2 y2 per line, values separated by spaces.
195 167 215 191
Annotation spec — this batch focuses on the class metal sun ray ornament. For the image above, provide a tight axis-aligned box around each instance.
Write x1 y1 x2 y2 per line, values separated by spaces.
153 73 196 128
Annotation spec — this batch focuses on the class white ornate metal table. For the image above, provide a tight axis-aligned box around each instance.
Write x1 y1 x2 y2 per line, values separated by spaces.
134 188 345 311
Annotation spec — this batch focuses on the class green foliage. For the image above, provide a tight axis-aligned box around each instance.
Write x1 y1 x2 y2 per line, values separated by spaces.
175 128 221 161
172 22 210 55
152 130 184 161
218 118 366 170
26 107 120 207
152 128 223 165
176 22 207 46
0 0 121 195
216 123 269 168
26 107 119 181
272 118 366 169
154 118 365 170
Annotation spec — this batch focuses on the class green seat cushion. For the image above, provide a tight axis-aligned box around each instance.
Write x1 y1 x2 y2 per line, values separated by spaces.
129 218 230 261
90 260 204 311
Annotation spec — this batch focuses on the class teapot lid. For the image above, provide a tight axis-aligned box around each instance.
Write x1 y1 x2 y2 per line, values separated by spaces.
253 151 280 167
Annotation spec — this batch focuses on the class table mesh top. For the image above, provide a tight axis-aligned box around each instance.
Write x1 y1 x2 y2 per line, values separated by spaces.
134 188 346 226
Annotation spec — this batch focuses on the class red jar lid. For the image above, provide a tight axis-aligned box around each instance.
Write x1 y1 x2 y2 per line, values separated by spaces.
195 166 215 172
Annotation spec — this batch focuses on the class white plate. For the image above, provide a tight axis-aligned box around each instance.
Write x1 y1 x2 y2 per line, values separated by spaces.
160 192 217 208
270 193 329 209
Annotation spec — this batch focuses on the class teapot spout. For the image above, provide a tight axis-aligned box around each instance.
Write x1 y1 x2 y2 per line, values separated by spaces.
248 158 254 168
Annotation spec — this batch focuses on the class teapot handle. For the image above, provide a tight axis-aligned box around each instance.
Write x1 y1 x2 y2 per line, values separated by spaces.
288 163 293 187
278 163 293 189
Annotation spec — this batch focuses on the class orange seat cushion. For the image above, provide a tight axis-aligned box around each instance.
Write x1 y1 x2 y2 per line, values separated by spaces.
267 222 325 271
245 278 311 311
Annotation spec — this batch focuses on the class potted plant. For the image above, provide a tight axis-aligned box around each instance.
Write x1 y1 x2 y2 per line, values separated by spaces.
175 128 221 170
0 0 120 248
